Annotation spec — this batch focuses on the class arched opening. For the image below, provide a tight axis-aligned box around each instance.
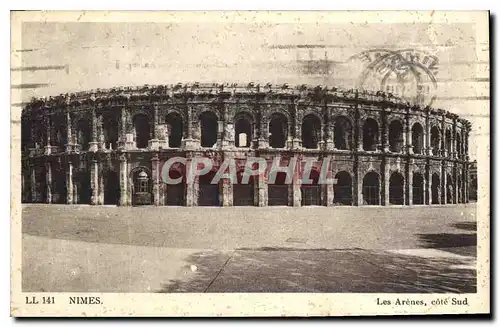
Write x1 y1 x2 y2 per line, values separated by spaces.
200 111 218 148
389 120 404 152
334 116 352 150
233 170 254 206
53 166 67 204
431 126 440 156
412 123 424 154
389 172 405 205
431 173 440 204
198 170 220 206
412 173 424 205
301 169 321 206
76 118 92 151
362 172 380 205
333 171 352 205
269 113 288 149
446 173 454 204
363 118 379 151
132 169 152 205
52 117 67 148
166 112 183 148
76 170 91 204
35 165 47 203
133 114 150 149
445 129 452 155
268 171 289 206
302 114 321 149
234 113 252 148
103 114 119 150
104 170 120 205
166 169 185 206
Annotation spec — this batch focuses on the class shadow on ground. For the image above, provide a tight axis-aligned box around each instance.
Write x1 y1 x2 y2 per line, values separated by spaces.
158 248 476 293
417 221 477 257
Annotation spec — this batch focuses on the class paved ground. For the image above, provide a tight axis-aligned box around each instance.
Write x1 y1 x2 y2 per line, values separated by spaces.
22 204 477 293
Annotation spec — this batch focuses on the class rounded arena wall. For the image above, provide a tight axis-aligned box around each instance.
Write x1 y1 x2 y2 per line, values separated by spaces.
21 83 472 207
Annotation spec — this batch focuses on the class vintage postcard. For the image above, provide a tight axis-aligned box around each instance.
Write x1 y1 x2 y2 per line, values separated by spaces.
10 11 490 317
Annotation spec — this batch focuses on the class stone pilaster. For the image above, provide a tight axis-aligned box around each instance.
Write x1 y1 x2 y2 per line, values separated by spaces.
258 114 270 149
45 161 52 204
221 178 233 207
407 169 413 205
66 160 74 204
292 168 301 207
90 159 99 205
119 154 128 206
257 172 268 206
89 109 99 152
441 164 447 204
66 111 72 152
151 154 160 205
98 163 104 205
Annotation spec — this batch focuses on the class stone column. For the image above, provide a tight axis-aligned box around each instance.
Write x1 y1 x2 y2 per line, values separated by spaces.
407 169 413 205
355 162 363 206
119 154 128 206
45 116 52 155
66 159 74 204
149 106 160 150
382 110 389 152
257 170 268 206
325 114 334 151
45 161 52 204
185 158 195 206
151 154 160 205
425 168 431 205
89 109 99 152
98 163 104 205
259 113 269 149
292 166 301 207
66 111 72 152
90 159 99 205
442 165 447 204
406 116 413 155
221 178 233 207
383 164 390 206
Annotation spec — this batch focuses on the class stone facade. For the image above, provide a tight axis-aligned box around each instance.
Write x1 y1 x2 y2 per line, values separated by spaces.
21 83 472 207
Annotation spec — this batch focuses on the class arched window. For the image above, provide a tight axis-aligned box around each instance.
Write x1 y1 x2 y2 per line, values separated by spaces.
334 116 352 150
389 172 404 205
431 173 440 204
333 171 352 205
363 118 379 151
445 129 452 155
200 111 218 148
166 112 183 148
234 113 253 148
269 113 288 149
76 118 91 150
133 114 150 149
389 120 404 152
302 114 321 149
103 114 119 150
362 172 380 205
412 123 424 154
412 173 424 205
430 126 440 156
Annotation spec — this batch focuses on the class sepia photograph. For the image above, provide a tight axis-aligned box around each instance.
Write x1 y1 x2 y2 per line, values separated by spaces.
10 10 490 316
